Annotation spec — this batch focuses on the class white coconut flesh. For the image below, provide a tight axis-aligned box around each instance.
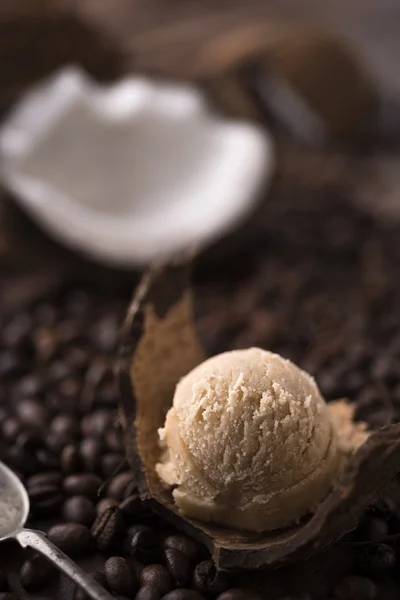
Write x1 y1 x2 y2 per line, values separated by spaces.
0 68 274 267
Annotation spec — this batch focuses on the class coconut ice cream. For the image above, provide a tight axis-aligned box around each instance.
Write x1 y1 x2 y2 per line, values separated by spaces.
156 347 346 532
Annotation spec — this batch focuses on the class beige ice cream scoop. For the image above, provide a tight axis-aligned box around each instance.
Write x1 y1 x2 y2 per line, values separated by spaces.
156 347 346 532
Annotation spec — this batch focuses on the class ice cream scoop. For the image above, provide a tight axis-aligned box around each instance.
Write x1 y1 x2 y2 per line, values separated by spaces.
156 347 344 532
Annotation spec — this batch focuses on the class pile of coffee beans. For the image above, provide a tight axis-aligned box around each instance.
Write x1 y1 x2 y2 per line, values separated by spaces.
0 188 400 599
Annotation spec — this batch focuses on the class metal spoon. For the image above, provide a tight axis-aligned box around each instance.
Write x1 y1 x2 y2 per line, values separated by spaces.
0 460 113 600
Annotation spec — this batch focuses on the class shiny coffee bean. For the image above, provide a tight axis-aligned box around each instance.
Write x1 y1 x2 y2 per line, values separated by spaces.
107 472 134 501
123 478 138 500
119 493 142 518
135 587 163 600
20 553 57 592
61 445 81 474
0 351 24 378
193 560 229 596
16 374 43 398
102 453 124 478
47 523 94 557
63 474 102 500
104 557 138 596
96 497 119 516
62 496 96 526
73 572 107 600
29 483 64 513
164 549 192 587
129 525 161 563
105 428 124 452
80 438 102 473
161 591 205 600
357 517 388 541
3 315 31 348
2 418 22 442
27 471 62 488
16 400 49 428
164 535 203 563
50 415 80 438
216 591 262 600
139 565 174 597
92 507 125 552
81 410 113 438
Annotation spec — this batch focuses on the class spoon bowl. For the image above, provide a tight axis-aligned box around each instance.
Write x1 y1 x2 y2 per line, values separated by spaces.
0 461 29 541
0 460 113 599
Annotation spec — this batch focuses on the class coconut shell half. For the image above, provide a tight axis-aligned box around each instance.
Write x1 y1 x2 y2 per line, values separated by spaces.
117 259 400 570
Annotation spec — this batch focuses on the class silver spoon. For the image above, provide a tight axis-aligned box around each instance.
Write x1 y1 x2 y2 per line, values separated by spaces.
0 460 113 600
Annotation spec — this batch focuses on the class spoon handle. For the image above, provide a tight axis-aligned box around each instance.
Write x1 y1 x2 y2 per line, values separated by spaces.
15 528 114 600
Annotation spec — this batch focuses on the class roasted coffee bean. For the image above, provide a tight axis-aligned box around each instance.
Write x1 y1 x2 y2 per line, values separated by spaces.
357 517 389 541
16 431 43 453
47 523 94 557
92 315 119 352
139 565 174 596
107 472 134 501
50 415 80 438
164 535 204 563
8 443 40 475
0 571 8 593
129 525 161 563
123 479 138 500
81 410 113 438
47 360 71 383
105 427 124 452
102 453 124 478
136 587 164 600
0 351 24 378
3 315 31 348
61 445 81 474
27 471 62 488
16 375 43 398
216 590 262 600
0 593 18 600
46 432 69 452
2 417 22 441
333 576 377 600
16 400 50 428
63 474 102 500
58 379 80 401
96 497 119 516
357 543 396 576
62 496 96 526
164 549 192 587
119 493 141 518
80 438 102 473
193 560 229 596
104 556 138 596
73 571 107 600
161 591 205 600
38 449 59 473
20 553 57 592
92 507 125 552
29 483 63 513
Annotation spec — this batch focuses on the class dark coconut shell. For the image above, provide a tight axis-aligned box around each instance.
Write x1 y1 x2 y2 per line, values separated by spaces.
117 259 400 570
